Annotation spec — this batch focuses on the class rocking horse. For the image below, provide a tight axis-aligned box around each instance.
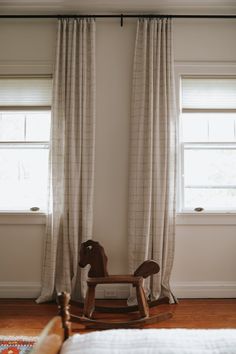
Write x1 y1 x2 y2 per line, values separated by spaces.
71 240 172 329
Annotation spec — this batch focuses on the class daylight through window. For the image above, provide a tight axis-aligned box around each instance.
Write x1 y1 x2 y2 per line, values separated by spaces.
180 76 236 212
0 76 52 211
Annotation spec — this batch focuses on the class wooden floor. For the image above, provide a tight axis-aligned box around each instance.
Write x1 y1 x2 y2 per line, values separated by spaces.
0 298 236 336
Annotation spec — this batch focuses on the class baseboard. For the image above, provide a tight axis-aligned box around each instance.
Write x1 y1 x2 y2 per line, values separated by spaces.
96 281 236 299
0 281 235 299
171 281 236 298
0 282 129 299
0 282 41 298
95 284 130 299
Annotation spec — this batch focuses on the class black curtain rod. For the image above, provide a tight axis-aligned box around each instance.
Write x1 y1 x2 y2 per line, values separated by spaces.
0 14 236 19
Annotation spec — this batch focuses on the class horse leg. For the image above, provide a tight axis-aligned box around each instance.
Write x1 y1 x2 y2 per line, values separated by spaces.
135 283 149 318
83 283 96 318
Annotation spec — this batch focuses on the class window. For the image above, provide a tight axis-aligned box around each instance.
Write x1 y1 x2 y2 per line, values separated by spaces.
180 76 236 212
0 76 52 211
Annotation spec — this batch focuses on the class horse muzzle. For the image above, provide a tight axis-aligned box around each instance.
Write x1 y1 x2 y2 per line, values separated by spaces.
79 261 86 268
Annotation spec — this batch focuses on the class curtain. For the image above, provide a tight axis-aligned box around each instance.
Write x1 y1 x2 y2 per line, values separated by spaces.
128 18 177 303
37 18 96 303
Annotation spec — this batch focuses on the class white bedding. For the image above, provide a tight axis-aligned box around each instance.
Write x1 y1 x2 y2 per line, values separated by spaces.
61 328 236 354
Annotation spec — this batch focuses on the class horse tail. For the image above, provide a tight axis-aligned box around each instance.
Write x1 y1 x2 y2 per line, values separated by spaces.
134 260 160 279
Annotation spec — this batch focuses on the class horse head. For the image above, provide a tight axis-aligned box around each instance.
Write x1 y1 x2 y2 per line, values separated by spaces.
79 239 109 277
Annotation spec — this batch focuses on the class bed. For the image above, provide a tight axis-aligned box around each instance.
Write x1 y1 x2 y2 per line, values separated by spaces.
31 316 236 354
31 294 236 354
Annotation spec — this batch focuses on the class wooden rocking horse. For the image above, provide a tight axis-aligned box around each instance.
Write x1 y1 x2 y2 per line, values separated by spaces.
71 240 172 329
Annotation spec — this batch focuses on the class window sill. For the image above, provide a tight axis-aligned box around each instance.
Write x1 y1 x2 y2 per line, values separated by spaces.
1 211 236 226
176 212 236 225
0 211 46 225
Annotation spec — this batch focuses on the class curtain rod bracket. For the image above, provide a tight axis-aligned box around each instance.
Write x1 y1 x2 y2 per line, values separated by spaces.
120 14 124 27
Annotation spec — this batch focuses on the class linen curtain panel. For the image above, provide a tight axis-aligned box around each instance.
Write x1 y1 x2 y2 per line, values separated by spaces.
37 18 96 303
128 18 177 303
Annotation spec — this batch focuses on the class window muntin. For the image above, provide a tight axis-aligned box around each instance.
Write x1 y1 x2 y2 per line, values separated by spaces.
180 77 236 212
0 76 51 212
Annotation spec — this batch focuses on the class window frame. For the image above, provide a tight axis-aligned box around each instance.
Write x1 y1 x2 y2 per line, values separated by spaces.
175 62 236 216
0 75 52 213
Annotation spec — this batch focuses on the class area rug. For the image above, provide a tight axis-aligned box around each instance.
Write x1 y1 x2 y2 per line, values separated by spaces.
0 336 37 354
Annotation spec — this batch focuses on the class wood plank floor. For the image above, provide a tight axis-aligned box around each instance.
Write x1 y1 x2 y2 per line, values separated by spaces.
0 299 236 336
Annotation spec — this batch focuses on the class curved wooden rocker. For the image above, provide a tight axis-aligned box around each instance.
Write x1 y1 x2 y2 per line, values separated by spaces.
72 239 172 329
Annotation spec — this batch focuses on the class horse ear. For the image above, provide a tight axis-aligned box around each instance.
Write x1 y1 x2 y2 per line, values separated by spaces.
82 240 99 248
82 240 91 249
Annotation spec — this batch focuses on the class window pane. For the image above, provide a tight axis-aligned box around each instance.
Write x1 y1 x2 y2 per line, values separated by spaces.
182 113 236 143
182 113 208 142
182 78 236 109
184 148 236 186
185 188 236 210
208 114 235 142
0 110 51 142
0 147 48 210
0 112 25 141
25 111 50 141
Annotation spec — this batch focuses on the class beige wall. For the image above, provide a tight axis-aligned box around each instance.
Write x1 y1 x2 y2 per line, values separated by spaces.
0 18 235 298
94 21 135 274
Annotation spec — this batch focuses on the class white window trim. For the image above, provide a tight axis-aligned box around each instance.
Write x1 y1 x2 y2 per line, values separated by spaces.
176 212 236 225
0 68 52 215
0 211 46 225
175 61 236 221
0 61 52 222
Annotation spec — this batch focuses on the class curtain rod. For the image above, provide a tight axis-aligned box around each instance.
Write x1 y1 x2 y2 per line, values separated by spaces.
0 14 236 19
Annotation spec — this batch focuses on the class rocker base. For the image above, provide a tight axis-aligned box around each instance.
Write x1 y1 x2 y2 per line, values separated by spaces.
71 312 173 329
70 296 170 314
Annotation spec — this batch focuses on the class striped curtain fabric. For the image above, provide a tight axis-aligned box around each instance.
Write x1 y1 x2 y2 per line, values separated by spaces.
37 18 96 303
128 18 177 303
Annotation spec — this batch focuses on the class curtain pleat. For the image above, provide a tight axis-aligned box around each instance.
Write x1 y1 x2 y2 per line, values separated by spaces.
128 18 177 303
37 18 96 303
